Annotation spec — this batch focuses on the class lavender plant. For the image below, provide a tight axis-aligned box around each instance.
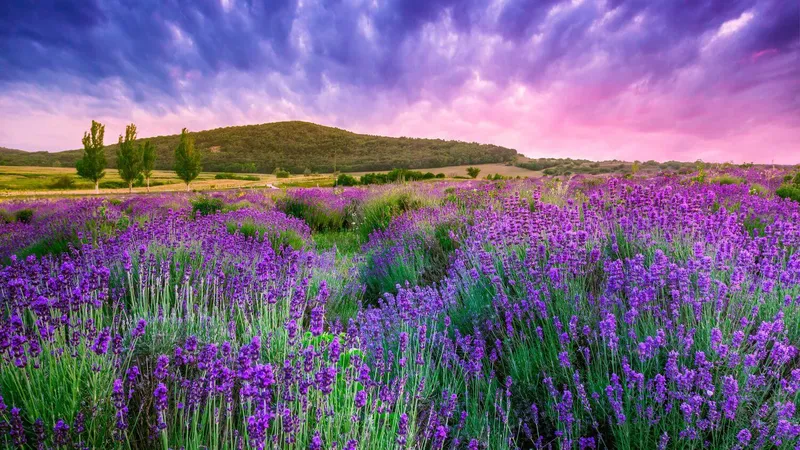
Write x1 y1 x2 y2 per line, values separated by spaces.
0 170 797 449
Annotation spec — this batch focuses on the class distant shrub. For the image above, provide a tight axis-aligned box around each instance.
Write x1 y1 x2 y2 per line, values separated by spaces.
214 173 259 181
303 168 312 177
386 168 425 182
360 173 388 185
191 196 224 216
48 175 77 189
99 180 129 189
749 183 768 196
466 167 481 178
335 174 359 187
516 159 562 171
435 173 445 178
580 177 605 189
14 209 34 224
358 168 434 185
776 184 800 203
712 175 744 185
0 209 13 224
275 168 291 178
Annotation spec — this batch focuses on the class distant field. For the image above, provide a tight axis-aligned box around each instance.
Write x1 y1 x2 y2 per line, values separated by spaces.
397 163 543 178
0 163 540 197
0 166 275 197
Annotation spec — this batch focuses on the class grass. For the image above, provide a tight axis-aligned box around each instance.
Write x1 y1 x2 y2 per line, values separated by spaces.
225 219 306 254
214 173 260 181
313 231 362 255
277 196 352 232
358 190 429 241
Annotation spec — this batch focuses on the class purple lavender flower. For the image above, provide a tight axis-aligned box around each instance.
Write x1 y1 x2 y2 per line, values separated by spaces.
722 375 739 420
737 428 751 444
53 419 70 446
310 305 324 336
310 431 323 450
112 378 129 438
126 365 140 383
10 407 25 446
329 336 342 363
131 319 147 338
355 390 367 408
558 351 571 369
154 355 169 379
599 312 618 352
397 413 408 446
92 327 111 355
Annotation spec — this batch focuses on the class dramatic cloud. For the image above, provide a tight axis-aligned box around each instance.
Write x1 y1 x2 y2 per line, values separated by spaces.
1 0 798 162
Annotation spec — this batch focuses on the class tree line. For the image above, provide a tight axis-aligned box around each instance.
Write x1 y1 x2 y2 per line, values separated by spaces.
76 121 201 193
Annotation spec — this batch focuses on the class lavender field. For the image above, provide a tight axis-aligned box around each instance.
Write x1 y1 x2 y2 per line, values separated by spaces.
0 169 798 449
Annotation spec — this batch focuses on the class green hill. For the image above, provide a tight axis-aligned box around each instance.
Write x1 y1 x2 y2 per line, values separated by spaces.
0 121 517 173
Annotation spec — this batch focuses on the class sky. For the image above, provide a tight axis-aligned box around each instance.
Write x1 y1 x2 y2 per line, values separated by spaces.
0 0 798 163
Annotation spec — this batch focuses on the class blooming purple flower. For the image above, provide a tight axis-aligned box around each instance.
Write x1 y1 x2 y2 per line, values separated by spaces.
737 428 751 444
131 319 147 338
154 383 168 412
355 390 367 408
310 431 323 450
154 355 169 380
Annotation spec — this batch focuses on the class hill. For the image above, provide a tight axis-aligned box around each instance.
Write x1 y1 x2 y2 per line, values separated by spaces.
0 121 518 173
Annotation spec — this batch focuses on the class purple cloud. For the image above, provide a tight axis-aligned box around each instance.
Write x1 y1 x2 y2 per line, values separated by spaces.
0 0 797 162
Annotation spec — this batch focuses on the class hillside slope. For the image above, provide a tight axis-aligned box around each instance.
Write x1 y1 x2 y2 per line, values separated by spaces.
0 122 518 173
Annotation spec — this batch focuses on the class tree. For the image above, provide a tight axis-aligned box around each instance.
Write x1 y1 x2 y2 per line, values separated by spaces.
141 140 156 192
174 128 201 191
466 166 481 179
631 160 641 175
76 120 106 193
117 123 143 193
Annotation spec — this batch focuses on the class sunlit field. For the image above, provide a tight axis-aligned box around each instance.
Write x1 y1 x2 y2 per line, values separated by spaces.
0 167 799 449
0 163 540 197
0 166 285 196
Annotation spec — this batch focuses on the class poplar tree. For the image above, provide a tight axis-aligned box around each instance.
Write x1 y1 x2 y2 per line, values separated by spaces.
141 140 156 192
76 120 106 193
116 123 143 193
174 128 201 191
